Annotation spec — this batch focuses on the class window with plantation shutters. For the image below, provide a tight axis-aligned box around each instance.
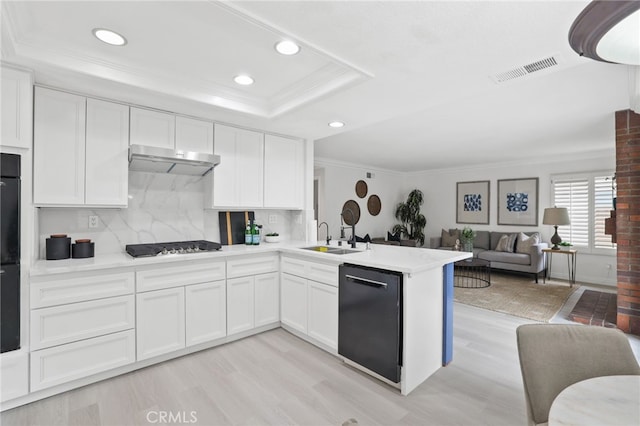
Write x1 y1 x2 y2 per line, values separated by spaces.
551 172 616 254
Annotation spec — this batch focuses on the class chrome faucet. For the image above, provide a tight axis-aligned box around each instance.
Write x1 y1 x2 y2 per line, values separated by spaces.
340 208 356 248
318 221 331 245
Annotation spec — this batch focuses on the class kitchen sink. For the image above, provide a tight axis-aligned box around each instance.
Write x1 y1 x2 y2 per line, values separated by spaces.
300 246 360 255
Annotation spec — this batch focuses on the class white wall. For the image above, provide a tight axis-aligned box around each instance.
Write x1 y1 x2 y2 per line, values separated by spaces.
404 150 617 286
314 158 405 243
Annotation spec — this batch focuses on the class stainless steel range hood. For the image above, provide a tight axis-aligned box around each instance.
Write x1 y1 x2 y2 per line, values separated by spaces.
128 145 220 176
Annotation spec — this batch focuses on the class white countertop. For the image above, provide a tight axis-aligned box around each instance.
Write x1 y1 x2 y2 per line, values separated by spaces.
31 241 471 276
279 242 472 274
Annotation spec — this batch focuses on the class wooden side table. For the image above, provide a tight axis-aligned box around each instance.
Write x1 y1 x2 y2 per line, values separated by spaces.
542 248 577 287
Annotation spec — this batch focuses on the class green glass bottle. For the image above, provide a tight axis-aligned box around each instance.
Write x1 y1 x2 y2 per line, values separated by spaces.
252 222 260 245
245 221 252 245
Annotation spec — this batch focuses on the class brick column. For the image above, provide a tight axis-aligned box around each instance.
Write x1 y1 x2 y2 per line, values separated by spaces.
616 109 640 335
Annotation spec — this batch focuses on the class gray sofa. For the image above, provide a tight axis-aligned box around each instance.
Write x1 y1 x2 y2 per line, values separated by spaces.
430 230 548 282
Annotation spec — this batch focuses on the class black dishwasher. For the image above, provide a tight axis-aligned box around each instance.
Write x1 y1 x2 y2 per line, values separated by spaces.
338 263 402 383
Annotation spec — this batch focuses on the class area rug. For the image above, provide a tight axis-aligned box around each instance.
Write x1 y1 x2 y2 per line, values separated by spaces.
454 272 580 322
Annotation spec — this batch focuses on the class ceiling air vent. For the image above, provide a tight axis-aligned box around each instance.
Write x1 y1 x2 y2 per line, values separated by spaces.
491 55 559 83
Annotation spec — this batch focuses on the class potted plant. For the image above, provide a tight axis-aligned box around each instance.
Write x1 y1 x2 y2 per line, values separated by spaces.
392 189 427 246
460 226 475 252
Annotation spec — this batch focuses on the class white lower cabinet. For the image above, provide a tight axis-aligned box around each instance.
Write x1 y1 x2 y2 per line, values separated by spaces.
185 280 226 346
136 287 185 361
30 330 135 392
0 352 29 402
280 256 339 351
307 281 338 349
227 276 255 335
254 272 280 327
280 273 308 334
227 272 279 336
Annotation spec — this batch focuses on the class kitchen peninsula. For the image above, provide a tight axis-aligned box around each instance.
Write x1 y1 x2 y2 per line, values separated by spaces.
11 242 469 410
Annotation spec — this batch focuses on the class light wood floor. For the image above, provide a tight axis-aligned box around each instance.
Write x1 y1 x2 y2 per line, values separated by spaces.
2 304 536 426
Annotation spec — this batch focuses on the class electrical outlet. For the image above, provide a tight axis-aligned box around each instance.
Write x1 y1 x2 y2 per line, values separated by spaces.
88 215 99 228
269 215 277 224
295 214 302 224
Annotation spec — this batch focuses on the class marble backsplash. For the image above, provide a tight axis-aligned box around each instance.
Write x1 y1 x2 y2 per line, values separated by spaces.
37 171 303 259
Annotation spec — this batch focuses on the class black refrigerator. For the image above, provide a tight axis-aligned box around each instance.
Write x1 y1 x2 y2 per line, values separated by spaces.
1 153 21 353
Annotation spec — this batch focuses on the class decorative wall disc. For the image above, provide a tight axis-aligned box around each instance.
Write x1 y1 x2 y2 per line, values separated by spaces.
342 200 361 225
355 180 368 198
367 195 381 216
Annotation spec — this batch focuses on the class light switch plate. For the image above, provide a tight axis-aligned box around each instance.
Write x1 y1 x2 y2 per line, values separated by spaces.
88 215 99 228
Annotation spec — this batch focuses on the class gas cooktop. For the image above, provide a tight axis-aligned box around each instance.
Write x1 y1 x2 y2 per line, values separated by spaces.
125 240 222 258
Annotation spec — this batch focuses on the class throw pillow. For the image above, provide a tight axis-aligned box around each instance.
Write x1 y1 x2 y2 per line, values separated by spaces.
441 228 460 247
387 231 401 242
516 232 540 254
507 233 518 252
495 235 511 252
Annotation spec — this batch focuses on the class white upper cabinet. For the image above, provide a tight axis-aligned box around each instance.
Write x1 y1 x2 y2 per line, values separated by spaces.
85 98 129 206
34 87 129 207
264 134 304 209
210 124 264 208
175 116 213 153
1 66 32 149
129 107 175 149
33 87 86 205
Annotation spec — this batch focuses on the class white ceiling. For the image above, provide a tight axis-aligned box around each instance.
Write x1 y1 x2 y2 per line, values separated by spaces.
1 1 632 172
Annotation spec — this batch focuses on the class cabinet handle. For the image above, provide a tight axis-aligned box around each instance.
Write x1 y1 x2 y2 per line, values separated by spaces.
344 274 387 288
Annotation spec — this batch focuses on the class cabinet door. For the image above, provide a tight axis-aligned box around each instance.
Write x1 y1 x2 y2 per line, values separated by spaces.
129 107 175 149
264 134 304 209
1 67 32 149
33 87 86 205
175 116 213 153
226 276 254 335
85 98 129 206
137 287 185 360
212 124 264 208
254 272 279 327
280 273 307 334
307 281 338 350
185 280 226 346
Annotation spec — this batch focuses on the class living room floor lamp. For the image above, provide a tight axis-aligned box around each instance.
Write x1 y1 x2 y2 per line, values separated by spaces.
543 207 570 250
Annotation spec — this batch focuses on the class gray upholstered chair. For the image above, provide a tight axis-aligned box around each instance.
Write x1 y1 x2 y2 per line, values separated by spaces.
516 324 640 426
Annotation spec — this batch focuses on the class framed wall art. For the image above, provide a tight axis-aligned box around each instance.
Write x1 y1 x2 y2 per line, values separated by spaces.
497 177 539 226
456 180 490 224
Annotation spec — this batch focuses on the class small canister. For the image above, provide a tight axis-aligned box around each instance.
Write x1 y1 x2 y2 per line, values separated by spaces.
46 234 71 260
72 239 95 259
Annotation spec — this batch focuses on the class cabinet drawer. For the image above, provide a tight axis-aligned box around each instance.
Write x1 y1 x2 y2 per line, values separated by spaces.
31 272 134 308
30 330 135 392
307 262 338 287
226 254 278 278
136 260 225 292
280 256 338 287
31 295 135 350
281 256 307 277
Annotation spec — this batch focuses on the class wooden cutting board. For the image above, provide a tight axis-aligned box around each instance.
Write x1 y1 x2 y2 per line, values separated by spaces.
218 211 255 245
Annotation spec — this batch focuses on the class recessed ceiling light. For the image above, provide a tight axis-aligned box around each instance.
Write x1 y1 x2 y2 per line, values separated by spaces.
328 121 345 128
275 40 301 56
92 28 127 46
234 75 254 86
